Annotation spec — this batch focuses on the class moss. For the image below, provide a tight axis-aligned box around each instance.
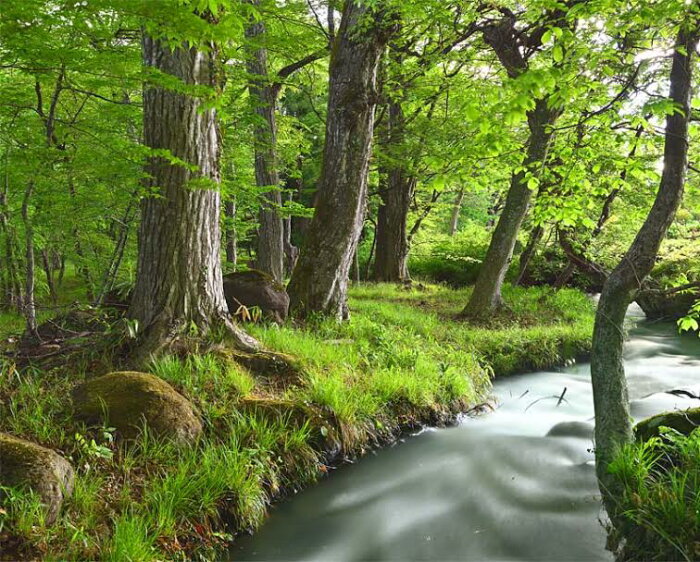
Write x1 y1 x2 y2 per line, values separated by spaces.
634 407 700 442
72 372 203 444
0 433 74 525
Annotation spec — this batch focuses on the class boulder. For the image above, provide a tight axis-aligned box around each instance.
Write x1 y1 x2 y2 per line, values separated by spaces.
0 433 74 524
546 421 594 439
223 270 289 323
634 407 700 441
72 372 202 444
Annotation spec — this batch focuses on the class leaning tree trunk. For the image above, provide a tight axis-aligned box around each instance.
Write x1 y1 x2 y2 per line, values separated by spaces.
287 1 394 319
373 100 413 282
514 224 543 286
130 32 258 357
463 98 558 317
245 2 284 282
591 27 697 519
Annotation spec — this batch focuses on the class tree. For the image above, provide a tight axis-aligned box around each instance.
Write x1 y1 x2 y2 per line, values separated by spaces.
129 11 258 357
287 0 395 319
462 9 563 318
244 0 326 281
591 22 698 517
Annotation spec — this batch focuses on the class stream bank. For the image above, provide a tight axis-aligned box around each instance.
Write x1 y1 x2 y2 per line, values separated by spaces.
233 305 700 561
0 284 595 560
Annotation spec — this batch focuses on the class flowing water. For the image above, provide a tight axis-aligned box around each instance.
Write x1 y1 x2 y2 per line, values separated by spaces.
233 306 700 561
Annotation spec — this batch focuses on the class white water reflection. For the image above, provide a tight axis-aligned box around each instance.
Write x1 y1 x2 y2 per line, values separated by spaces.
233 312 700 561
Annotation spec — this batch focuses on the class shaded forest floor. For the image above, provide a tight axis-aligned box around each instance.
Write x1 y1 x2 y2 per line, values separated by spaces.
0 283 595 560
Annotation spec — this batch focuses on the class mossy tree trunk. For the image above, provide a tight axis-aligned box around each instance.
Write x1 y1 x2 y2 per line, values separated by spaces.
462 13 562 318
288 1 395 319
130 30 258 358
591 26 697 518
463 97 558 317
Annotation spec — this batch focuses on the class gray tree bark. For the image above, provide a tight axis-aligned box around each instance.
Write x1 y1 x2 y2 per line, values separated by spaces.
462 13 566 318
224 198 237 267
287 1 395 319
591 27 697 518
245 2 284 282
373 100 412 282
130 31 258 357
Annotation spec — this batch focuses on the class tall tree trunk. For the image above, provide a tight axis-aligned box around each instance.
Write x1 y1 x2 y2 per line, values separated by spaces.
21 182 37 338
245 2 284 282
462 98 558 317
449 187 465 236
372 100 412 282
130 30 258 357
287 1 394 319
591 27 697 518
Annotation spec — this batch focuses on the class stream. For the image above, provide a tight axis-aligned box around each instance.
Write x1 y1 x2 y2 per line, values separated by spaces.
233 305 700 561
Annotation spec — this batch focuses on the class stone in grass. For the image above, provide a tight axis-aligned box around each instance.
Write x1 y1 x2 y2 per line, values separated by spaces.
72 372 203 445
634 407 700 442
223 269 290 323
0 433 75 524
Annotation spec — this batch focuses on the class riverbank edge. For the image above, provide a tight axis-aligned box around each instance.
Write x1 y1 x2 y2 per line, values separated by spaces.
0 285 596 560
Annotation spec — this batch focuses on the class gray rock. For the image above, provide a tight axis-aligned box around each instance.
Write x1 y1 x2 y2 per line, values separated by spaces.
223 269 289 323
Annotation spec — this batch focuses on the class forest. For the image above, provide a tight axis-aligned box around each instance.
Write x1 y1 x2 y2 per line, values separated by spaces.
0 0 699 560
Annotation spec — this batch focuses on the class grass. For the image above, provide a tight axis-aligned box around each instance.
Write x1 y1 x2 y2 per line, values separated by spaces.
609 428 700 561
0 282 595 560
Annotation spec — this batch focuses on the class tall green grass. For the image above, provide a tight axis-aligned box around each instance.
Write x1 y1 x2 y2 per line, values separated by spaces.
0 282 595 560
609 429 700 561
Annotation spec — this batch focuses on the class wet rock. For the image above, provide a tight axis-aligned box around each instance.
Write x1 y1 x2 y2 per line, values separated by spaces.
0 433 74 524
546 421 594 439
223 269 289 323
72 372 202 444
635 407 700 441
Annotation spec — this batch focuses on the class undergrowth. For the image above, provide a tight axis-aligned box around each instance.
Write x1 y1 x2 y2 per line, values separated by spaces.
609 428 700 561
0 283 595 560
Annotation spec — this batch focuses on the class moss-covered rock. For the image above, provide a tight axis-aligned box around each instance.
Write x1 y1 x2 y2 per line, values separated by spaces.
634 407 700 441
0 433 74 524
72 372 202 444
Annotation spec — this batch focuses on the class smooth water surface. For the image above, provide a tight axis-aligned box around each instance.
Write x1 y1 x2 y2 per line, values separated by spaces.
233 310 700 561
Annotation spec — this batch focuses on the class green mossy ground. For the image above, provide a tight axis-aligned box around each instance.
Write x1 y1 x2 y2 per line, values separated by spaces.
0 283 595 560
